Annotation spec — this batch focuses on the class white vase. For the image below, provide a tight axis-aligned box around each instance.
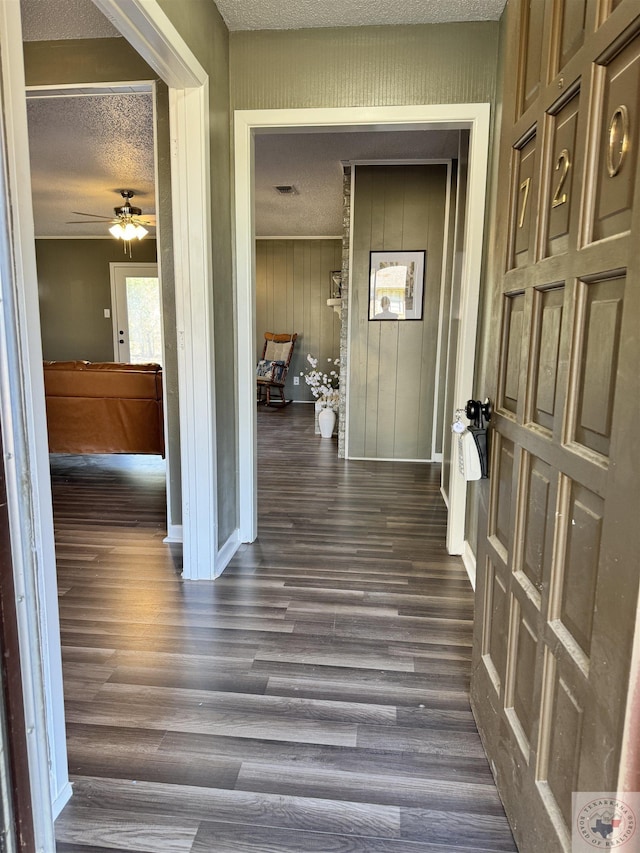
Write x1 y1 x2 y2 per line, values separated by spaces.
318 406 336 438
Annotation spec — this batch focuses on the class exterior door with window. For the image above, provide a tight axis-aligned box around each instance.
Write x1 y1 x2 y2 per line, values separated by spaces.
110 263 162 364
472 1 640 851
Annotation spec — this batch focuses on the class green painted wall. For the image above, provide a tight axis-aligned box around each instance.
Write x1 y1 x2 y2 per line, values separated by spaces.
256 239 342 404
230 22 499 110
348 164 447 460
23 37 154 85
36 238 157 362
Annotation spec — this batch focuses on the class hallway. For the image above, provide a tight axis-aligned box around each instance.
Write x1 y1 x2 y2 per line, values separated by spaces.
53 405 516 852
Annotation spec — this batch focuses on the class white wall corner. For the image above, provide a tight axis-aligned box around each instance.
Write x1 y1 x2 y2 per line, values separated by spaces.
462 540 477 590
215 529 241 578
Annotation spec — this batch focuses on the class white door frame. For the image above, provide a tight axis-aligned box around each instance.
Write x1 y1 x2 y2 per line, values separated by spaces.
109 262 161 363
0 0 219 839
92 0 219 579
234 105 491 549
0 4 68 844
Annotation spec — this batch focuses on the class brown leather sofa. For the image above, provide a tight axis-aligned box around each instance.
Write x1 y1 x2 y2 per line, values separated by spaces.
43 361 164 456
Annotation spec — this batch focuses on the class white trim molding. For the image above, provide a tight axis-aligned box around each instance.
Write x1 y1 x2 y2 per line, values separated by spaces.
462 540 477 590
91 0 204 88
235 104 491 545
93 1 220 580
445 126 490 555
440 486 450 509
216 530 242 578
0 1 68 841
169 82 218 579
163 524 183 544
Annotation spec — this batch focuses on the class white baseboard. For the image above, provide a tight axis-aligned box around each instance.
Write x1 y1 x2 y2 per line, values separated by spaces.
163 523 183 544
348 456 432 463
215 529 241 577
432 452 443 463
462 540 476 590
52 780 73 819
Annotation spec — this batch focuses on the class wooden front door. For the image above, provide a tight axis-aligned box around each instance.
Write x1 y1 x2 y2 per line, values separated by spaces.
472 1 640 850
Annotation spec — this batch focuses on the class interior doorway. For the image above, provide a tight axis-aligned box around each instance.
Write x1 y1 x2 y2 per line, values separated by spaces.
234 105 491 553
0 0 215 842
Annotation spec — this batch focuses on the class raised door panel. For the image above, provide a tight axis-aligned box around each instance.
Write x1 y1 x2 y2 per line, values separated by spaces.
552 0 588 74
555 481 604 663
544 92 580 258
483 559 510 694
490 435 516 560
528 285 565 432
498 293 526 416
517 453 556 597
518 0 548 114
507 607 539 755
588 32 640 244
568 274 624 460
541 657 585 829
509 134 538 269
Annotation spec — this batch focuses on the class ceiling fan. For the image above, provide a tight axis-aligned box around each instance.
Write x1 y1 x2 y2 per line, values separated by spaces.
67 190 156 254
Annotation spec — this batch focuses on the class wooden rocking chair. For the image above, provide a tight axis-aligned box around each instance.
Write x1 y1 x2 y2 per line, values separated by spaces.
256 332 298 406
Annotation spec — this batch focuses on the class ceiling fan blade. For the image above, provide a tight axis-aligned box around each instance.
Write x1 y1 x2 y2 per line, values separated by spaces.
133 217 156 228
71 211 115 220
66 219 115 224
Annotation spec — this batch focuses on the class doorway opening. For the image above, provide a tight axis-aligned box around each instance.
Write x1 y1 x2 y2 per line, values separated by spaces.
234 105 491 554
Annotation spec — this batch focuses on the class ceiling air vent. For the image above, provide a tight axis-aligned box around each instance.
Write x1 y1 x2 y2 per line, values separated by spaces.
274 185 298 195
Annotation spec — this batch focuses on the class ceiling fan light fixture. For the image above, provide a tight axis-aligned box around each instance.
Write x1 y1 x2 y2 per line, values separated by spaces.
109 221 138 241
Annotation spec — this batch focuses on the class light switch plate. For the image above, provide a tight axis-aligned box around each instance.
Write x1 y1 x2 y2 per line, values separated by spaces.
104 308 111 318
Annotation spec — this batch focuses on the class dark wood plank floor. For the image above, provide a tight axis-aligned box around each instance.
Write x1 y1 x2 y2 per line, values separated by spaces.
52 404 517 852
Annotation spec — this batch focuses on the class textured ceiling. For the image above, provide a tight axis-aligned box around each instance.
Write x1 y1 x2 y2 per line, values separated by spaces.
255 130 461 236
27 92 155 238
215 0 506 30
20 0 120 40
21 0 507 38
21 0 485 237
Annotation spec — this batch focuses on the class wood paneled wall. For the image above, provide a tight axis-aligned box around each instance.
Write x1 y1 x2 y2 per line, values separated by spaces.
348 164 447 460
255 239 342 403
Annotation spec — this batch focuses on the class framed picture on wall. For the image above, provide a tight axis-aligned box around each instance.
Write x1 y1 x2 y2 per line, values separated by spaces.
368 250 426 321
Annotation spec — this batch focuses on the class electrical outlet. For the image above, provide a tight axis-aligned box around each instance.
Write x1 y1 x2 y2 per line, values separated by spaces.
293 376 300 385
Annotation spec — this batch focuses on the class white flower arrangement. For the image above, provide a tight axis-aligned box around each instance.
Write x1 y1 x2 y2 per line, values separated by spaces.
300 354 340 411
